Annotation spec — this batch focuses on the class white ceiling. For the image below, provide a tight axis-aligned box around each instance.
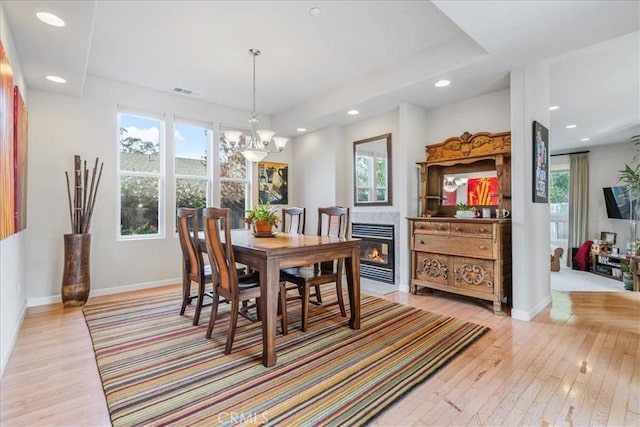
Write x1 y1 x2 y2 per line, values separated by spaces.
3 0 639 153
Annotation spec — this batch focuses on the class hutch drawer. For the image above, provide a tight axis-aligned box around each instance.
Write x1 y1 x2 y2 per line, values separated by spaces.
450 222 493 237
413 221 450 234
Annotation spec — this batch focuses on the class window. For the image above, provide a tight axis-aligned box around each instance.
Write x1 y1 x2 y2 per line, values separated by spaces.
118 112 164 238
355 152 387 202
174 122 211 229
219 126 251 229
550 169 569 249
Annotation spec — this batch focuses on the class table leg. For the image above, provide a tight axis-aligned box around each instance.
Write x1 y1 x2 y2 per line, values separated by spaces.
345 247 361 329
261 259 279 367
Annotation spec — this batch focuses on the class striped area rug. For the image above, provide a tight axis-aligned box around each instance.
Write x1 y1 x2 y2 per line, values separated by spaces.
83 291 489 426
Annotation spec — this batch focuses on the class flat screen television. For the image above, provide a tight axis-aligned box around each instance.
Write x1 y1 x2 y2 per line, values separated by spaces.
603 186 636 219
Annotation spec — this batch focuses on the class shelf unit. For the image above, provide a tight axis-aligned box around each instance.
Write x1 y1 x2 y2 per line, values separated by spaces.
417 131 511 218
590 251 626 281
409 131 513 314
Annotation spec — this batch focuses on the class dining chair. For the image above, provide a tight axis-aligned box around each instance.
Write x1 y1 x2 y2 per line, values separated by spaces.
281 207 305 234
177 207 212 326
203 207 288 354
279 206 349 332
279 207 314 304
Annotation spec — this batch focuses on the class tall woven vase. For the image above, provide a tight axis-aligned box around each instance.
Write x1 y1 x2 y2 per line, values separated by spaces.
61 233 91 307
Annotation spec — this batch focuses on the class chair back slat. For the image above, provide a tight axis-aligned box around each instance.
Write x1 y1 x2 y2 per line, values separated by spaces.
317 206 349 272
317 206 349 238
281 207 305 234
177 208 204 277
203 207 239 294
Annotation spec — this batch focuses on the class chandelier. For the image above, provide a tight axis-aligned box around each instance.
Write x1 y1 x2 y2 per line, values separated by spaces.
222 49 288 163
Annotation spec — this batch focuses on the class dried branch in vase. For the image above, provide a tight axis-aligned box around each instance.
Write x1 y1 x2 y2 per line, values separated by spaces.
65 155 104 234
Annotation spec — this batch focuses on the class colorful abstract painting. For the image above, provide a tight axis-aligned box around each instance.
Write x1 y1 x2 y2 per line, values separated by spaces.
258 161 288 205
467 177 499 205
14 85 28 232
0 40 15 240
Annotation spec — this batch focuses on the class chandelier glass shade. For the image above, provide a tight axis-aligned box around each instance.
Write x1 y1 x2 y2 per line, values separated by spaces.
222 49 288 163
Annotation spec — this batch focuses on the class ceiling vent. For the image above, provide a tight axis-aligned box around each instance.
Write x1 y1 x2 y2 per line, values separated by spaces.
172 87 199 97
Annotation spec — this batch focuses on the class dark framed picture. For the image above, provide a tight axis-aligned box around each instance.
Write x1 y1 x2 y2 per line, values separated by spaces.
532 121 549 203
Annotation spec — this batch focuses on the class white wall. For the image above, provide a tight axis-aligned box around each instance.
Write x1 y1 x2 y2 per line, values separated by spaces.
291 126 344 234
25 75 291 305
510 63 551 320
0 3 28 377
420 89 511 143
587 142 638 249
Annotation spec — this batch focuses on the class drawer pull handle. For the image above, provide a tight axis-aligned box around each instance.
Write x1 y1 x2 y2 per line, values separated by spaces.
479 245 487 249
419 240 425 244
480 228 487 232
455 227 460 231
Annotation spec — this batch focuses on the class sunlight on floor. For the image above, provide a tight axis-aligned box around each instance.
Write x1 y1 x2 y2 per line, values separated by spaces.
550 266 626 292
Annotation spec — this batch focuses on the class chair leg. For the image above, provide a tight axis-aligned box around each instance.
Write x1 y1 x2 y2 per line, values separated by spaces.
335 277 346 317
255 297 262 321
335 259 346 317
205 293 220 338
302 285 311 332
193 278 205 326
225 299 240 355
314 285 323 304
180 276 190 315
279 283 288 335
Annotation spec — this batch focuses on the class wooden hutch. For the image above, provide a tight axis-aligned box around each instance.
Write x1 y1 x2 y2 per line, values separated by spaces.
408 131 512 314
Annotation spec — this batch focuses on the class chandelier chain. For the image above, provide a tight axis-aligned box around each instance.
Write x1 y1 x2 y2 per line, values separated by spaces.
250 49 260 117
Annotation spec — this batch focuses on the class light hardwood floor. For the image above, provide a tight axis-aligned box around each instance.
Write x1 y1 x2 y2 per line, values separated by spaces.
1 285 638 426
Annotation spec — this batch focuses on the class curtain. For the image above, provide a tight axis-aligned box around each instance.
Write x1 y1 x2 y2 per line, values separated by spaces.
567 153 589 266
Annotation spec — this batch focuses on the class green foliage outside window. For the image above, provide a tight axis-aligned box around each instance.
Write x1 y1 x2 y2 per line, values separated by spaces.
120 176 159 235
549 171 569 204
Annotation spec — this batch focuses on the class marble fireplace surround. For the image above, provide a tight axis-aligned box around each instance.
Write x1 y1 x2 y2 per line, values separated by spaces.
351 211 400 286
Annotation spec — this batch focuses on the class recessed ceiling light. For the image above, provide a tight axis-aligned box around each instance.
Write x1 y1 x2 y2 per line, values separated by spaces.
434 80 450 88
549 105 560 111
347 110 359 116
580 137 590 141
296 128 307 132
566 124 577 129
46 75 66 83
36 12 65 27
309 7 322 16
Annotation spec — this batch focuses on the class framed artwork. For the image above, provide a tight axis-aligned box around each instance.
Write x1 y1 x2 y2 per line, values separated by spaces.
532 121 549 203
600 232 616 245
1 40 15 240
14 85 28 232
258 161 288 205
467 177 499 205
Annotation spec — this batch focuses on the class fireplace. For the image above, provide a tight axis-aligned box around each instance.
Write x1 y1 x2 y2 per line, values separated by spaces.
351 223 395 284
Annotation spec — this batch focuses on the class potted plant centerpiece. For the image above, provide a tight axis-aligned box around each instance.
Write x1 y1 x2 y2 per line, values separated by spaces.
245 203 279 234
455 203 476 219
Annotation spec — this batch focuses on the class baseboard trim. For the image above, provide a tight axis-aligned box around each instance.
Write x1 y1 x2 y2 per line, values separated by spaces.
26 278 181 307
511 294 551 321
1 302 27 378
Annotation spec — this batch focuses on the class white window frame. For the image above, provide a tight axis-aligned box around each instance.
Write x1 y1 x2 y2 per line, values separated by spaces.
117 110 165 240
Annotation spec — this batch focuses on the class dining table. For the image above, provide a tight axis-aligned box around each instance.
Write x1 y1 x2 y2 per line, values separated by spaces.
199 229 361 367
